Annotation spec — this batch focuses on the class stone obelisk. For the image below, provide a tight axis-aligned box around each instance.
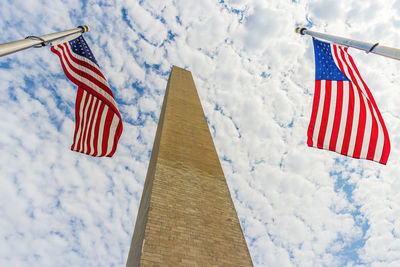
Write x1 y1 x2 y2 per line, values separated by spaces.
126 66 253 266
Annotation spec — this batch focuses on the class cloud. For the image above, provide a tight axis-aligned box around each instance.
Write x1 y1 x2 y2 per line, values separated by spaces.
309 0 344 22
1 0 400 266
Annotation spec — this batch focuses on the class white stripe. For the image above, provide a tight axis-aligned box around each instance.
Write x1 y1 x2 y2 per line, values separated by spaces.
332 44 386 162
62 43 117 109
336 48 359 157
53 45 118 111
80 94 93 152
83 97 98 155
342 50 371 103
330 45 347 153
351 93 374 158
97 105 109 156
323 82 337 149
341 51 368 157
106 114 120 156
65 42 106 78
312 81 326 147
73 90 87 151
348 92 361 156
330 44 342 77
359 100 372 159
346 86 360 157
64 42 109 87
373 109 385 162
343 57 373 159
340 48 383 161
89 99 101 156
343 51 383 161
335 82 349 153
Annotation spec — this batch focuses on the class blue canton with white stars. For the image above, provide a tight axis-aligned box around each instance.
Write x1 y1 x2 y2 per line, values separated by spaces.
313 38 349 81
69 35 99 66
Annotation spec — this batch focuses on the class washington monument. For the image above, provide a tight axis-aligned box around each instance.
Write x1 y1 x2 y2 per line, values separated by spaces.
126 66 253 266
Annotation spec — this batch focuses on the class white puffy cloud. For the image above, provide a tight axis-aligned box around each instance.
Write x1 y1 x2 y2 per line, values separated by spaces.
1 0 400 266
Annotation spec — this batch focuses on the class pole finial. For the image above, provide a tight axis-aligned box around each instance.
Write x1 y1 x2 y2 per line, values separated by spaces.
295 27 307 35
78 25 90 33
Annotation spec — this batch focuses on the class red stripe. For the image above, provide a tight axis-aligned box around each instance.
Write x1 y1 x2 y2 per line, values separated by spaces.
86 98 100 155
75 92 89 153
334 47 356 157
341 82 354 156
107 118 123 157
53 45 119 117
317 80 331 149
306 43 390 164
333 45 346 78
366 100 378 160
337 47 366 159
307 80 321 147
332 45 352 155
71 88 84 151
377 120 389 163
52 44 122 123
80 95 94 153
379 129 390 162
353 91 366 159
92 102 105 156
64 44 107 81
346 51 390 164
51 43 123 157
51 46 122 129
329 81 343 151
101 110 115 156
59 44 114 100
62 43 114 99
75 94 87 152
62 43 110 93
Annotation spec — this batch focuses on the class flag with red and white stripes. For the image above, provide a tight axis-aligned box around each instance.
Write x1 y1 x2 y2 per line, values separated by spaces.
308 38 390 164
51 35 123 157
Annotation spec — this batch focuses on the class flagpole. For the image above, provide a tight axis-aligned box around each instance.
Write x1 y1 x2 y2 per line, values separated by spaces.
296 27 400 61
0 25 90 58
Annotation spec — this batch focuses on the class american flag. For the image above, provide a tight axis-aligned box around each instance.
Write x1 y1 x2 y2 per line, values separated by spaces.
51 35 123 157
308 38 390 164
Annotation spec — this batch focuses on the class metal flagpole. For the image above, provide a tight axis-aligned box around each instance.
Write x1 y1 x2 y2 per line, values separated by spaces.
296 27 400 61
0 25 90 58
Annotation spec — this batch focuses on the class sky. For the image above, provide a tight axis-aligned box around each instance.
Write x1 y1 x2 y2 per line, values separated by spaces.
1 0 400 266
